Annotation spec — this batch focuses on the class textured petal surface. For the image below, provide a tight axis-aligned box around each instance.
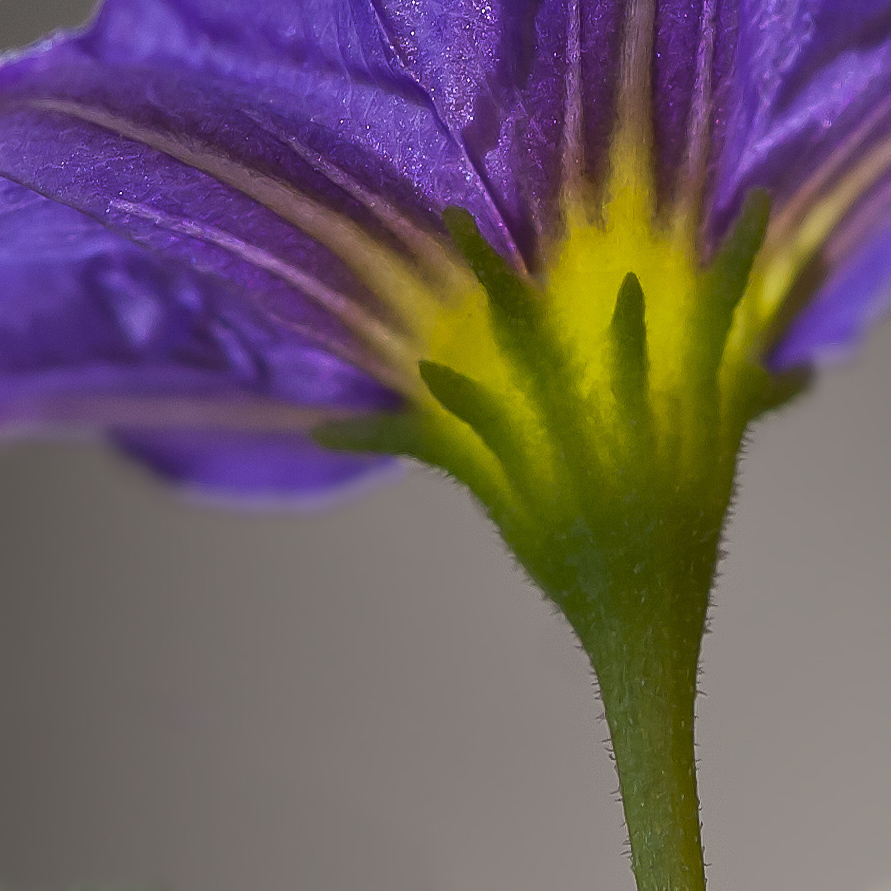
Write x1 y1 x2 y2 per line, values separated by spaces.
0 45 471 335
370 0 615 263
0 175 396 498
370 0 736 252
0 0 516 251
8 0 741 268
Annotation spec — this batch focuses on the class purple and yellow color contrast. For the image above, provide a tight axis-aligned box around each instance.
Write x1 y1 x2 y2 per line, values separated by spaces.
0 0 889 501
2 2 891 890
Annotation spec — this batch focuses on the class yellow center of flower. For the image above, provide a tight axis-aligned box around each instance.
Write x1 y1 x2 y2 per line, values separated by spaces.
381 138 791 541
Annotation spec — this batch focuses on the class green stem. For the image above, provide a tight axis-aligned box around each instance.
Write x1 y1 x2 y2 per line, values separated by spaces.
586 623 706 891
320 197 788 891
542 523 715 891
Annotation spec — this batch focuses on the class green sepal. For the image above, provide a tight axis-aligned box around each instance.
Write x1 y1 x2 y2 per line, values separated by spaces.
419 359 540 504
609 272 650 411
442 206 540 324
443 206 587 496
760 366 813 414
314 409 519 527
702 189 771 319
419 360 513 456
313 410 477 497
694 189 771 374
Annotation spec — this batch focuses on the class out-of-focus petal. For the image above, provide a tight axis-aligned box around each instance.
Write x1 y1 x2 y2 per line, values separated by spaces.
115 429 402 507
0 176 397 499
769 215 891 369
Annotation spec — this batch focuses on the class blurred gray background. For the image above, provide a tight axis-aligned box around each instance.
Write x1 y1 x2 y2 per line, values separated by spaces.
1 3 891 890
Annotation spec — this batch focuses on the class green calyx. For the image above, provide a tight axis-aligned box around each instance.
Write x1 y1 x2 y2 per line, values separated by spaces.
320 191 801 549
317 191 807 891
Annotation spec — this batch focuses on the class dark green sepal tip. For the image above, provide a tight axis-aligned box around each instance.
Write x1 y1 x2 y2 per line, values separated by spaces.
611 272 646 336
418 360 502 436
703 188 771 318
442 205 538 322
692 188 772 379
714 189 771 277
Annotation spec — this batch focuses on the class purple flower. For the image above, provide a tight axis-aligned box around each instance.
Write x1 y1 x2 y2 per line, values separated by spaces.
0 0 889 501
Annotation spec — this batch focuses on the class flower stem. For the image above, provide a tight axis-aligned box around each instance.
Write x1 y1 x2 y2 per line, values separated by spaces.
580 598 707 891
317 195 790 891
602 661 705 891
529 516 714 891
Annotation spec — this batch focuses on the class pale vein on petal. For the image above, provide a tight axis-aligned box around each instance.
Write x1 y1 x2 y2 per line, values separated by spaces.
28 99 456 341
676 0 718 228
111 198 418 393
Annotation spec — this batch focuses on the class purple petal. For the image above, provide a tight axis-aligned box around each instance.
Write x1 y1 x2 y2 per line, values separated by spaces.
712 0 891 229
0 2 758 271
92 0 585 262
0 0 517 253
708 0 891 366
0 12 532 422
371 0 593 264
0 44 470 334
4 0 891 463
653 0 738 202
370 1 744 250
78 0 740 266
0 175 398 500
115 429 402 508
